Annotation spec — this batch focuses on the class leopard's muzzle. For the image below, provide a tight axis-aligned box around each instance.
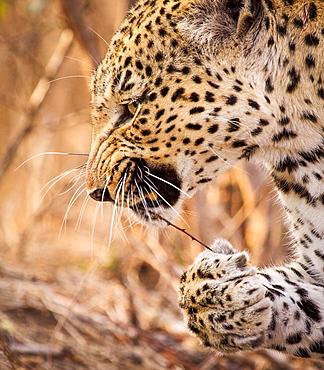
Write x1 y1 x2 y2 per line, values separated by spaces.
88 158 182 217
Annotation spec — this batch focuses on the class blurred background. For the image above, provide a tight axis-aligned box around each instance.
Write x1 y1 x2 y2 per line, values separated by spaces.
0 0 320 369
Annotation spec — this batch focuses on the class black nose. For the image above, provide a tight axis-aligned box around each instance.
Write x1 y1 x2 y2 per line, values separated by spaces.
89 188 114 202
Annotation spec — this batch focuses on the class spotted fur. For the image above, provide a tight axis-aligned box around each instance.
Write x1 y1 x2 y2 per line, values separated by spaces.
86 0 324 359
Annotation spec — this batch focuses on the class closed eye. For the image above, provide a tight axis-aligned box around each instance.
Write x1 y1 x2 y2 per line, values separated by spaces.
114 104 134 128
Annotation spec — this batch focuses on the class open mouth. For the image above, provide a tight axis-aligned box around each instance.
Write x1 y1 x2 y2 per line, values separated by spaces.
88 158 182 219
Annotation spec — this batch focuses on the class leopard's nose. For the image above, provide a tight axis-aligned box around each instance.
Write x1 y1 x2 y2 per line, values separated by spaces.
89 188 114 202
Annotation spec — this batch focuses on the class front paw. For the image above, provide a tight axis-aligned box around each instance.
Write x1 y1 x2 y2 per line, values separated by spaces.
179 239 272 353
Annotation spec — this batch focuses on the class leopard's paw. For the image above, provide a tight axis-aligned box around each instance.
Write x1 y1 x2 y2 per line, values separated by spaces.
179 238 272 353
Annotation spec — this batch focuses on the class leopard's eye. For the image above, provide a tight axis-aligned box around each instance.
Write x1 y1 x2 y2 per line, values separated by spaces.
115 104 134 128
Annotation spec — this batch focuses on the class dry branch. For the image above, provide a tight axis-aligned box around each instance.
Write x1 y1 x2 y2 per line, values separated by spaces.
60 0 100 66
0 29 74 182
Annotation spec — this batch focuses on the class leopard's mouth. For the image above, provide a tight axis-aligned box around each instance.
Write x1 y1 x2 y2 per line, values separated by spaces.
87 158 183 224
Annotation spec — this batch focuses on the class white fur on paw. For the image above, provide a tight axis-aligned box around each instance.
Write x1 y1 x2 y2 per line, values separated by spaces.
179 241 272 353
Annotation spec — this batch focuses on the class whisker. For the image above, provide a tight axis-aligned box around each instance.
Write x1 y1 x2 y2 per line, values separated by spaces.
35 167 84 210
60 181 86 236
48 75 90 84
64 56 94 69
76 194 91 231
207 145 249 175
144 169 191 198
15 152 88 171
58 171 85 196
143 178 187 226
87 26 109 47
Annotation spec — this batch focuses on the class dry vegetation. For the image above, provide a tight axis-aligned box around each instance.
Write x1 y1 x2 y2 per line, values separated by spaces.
0 1 323 369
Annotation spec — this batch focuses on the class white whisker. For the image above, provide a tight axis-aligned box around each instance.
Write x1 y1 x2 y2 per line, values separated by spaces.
48 75 90 84
144 169 191 198
15 152 88 171
64 56 94 69
60 181 86 237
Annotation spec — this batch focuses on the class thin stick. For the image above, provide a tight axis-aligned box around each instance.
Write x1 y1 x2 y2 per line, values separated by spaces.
153 214 213 252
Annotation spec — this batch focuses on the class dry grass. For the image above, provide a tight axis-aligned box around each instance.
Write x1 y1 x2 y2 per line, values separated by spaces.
0 1 322 369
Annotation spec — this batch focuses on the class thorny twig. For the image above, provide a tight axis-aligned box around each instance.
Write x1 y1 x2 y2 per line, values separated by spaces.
153 214 213 252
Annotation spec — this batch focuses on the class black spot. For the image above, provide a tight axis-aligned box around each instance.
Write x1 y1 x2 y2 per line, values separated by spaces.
294 348 310 358
287 42 295 54
265 77 274 92
189 93 200 102
192 76 202 84
186 123 202 130
171 88 185 102
226 95 237 105
259 118 270 126
135 60 143 70
195 138 204 146
302 111 317 123
166 114 178 123
155 77 163 87
155 52 164 62
287 67 300 93
183 138 190 144
272 345 286 352
148 92 157 101
181 66 190 74
171 2 180 11
286 332 302 345
141 129 151 136
197 268 214 279
317 88 324 99
305 54 315 68
207 81 219 89
264 17 270 30
267 36 274 46
205 92 215 102
273 157 298 173
299 298 321 322
158 28 167 37
232 140 247 148
248 99 260 110
124 56 132 67
160 86 169 97
155 109 165 120
293 18 303 28
208 124 219 134
238 145 259 160
308 3 317 20
276 24 287 36
134 34 141 45
305 33 319 47
309 340 324 353
278 117 290 126
189 107 205 115
166 64 176 73
206 156 218 163
272 129 297 142
198 178 212 184
251 127 263 136
145 66 152 77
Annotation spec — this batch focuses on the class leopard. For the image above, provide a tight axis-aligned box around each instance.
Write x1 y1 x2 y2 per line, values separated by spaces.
85 0 324 359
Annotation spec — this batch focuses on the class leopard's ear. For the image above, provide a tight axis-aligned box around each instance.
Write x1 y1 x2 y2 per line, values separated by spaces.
179 0 270 54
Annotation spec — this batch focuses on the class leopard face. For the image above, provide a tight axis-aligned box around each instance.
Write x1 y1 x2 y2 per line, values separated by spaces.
85 0 324 223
